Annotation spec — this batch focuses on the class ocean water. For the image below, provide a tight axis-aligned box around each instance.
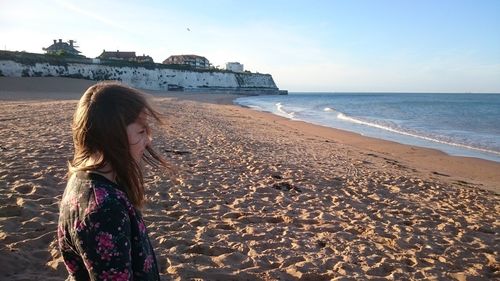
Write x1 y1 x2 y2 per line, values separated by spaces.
234 93 500 163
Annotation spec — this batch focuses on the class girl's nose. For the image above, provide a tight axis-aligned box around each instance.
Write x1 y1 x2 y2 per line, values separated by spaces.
145 126 152 146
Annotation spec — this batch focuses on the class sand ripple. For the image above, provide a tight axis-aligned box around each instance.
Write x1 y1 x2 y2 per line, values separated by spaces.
1 95 499 280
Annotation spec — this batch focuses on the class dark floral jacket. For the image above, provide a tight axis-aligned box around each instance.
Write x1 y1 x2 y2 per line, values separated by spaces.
58 171 160 280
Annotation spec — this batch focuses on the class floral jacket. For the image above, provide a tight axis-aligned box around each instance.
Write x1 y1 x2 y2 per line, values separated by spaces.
58 171 160 280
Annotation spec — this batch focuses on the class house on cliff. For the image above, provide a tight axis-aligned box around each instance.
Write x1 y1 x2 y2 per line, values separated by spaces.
163 55 210 69
43 39 81 56
97 50 154 63
134 54 154 63
226 62 244 72
98 50 136 61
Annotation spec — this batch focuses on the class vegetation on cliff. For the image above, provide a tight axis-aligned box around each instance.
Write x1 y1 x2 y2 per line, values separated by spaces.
0 51 270 76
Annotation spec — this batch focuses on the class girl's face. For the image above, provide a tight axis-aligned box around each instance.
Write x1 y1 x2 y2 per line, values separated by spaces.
127 111 152 163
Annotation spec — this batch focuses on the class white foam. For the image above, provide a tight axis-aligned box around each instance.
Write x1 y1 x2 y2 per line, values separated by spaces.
276 102 296 119
247 105 264 111
337 113 500 156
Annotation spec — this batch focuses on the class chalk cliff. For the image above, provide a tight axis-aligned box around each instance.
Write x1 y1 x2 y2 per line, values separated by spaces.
0 51 286 95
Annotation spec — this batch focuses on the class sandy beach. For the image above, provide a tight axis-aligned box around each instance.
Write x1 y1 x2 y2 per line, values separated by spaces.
0 77 499 280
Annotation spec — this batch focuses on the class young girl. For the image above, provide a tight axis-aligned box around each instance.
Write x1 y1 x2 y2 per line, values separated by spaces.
58 82 170 280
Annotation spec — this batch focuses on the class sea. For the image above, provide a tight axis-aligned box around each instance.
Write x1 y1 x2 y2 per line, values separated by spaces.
234 93 500 163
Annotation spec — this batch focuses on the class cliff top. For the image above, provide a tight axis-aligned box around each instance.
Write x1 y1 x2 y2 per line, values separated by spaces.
0 51 271 76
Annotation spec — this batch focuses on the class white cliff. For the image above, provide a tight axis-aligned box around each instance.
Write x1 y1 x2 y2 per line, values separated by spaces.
0 58 283 94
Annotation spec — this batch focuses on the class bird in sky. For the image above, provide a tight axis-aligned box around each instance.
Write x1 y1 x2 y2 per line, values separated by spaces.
187 27 191 31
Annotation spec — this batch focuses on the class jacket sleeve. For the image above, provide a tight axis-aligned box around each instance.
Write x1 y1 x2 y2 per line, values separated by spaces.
74 199 133 281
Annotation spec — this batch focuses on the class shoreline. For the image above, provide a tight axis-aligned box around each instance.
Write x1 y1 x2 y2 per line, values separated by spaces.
1 77 499 192
233 94 500 165
230 102 500 193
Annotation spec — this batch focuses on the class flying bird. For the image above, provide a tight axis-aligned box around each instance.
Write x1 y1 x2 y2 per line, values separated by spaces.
187 27 191 31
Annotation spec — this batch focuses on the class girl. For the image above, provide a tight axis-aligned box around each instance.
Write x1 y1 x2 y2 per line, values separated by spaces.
58 82 170 280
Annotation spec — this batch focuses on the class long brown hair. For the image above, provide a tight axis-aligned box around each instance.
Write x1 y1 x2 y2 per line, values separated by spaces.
70 82 169 208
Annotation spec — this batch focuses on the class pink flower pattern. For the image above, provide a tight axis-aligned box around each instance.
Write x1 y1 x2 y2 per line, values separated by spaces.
96 232 115 261
93 188 109 205
57 172 159 280
138 220 146 234
99 269 130 281
65 259 79 273
143 254 154 271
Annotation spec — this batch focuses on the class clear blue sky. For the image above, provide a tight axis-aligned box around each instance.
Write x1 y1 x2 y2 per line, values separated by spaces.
1 0 499 92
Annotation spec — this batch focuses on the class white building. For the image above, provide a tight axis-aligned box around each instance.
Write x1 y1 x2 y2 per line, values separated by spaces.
226 62 244 72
